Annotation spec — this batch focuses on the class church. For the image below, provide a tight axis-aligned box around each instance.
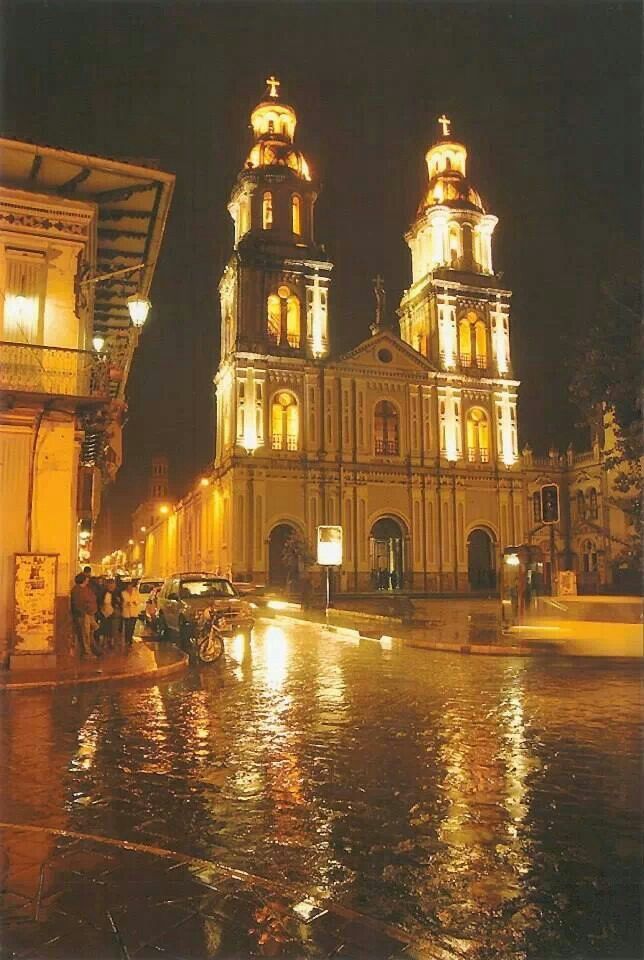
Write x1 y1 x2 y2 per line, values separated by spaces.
143 79 625 594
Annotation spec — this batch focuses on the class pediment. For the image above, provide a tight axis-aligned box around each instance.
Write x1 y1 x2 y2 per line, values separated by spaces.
336 330 436 374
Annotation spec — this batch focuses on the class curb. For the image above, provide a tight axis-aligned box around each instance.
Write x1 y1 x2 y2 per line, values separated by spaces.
0 647 189 692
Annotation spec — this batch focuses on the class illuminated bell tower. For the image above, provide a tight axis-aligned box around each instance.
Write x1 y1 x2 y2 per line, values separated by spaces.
399 116 518 468
216 76 333 462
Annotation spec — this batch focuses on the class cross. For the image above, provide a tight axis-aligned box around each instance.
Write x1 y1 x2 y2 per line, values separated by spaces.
266 75 280 98
438 114 451 137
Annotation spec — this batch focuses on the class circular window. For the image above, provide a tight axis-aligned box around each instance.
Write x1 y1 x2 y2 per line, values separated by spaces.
277 285 290 299
377 348 393 364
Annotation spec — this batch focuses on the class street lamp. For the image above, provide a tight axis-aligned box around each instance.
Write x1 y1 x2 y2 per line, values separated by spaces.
127 293 151 328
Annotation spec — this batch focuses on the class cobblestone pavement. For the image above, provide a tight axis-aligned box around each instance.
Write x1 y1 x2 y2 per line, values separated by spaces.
1 618 641 958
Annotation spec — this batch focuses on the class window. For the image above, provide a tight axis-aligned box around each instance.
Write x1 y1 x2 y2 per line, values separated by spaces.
466 408 490 463
577 490 586 520
267 294 281 343
2 248 46 342
589 487 598 520
374 400 399 456
532 491 541 523
449 223 460 266
462 223 473 265
474 320 487 367
271 392 298 451
458 318 471 366
239 197 250 235
582 540 598 573
286 295 300 347
292 194 301 235
262 192 273 230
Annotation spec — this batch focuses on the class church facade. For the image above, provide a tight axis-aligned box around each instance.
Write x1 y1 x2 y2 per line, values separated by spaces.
143 80 624 594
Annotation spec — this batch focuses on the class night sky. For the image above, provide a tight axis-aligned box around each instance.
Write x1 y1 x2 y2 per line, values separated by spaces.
2 1 640 549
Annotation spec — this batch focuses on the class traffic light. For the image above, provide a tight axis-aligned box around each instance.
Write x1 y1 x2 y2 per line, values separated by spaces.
541 483 560 524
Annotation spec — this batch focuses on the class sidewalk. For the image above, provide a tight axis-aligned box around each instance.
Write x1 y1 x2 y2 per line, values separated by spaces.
267 597 551 658
0 640 188 692
0 823 458 959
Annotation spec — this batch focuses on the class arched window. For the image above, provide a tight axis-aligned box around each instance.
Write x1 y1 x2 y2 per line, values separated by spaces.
449 223 460 266
582 539 598 573
466 408 490 463
271 392 298 451
577 490 586 520
445 156 451 170
532 491 541 523
292 195 301 235
462 223 473 266
459 317 471 365
262 192 273 230
286 295 300 347
239 197 250 236
589 487 598 519
374 400 400 456
267 294 281 343
474 320 487 367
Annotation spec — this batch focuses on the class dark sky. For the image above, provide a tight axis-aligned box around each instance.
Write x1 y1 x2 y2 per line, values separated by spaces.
2 0 640 548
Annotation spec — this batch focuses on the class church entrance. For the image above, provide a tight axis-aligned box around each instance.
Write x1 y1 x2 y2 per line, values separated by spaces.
369 517 404 590
268 523 296 586
468 528 496 590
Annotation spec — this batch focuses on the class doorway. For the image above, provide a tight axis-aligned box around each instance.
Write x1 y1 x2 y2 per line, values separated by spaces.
370 516 404 590
468 528 496 589
268 523 296 586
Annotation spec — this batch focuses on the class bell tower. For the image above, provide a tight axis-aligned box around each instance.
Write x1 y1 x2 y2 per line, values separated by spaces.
399 117 518 468
215 77 333 462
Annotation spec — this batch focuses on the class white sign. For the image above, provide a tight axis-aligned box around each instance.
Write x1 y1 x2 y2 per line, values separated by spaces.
317 525 343 566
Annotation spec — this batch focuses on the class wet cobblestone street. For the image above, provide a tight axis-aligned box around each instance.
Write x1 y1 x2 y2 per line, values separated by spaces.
1 618 641 959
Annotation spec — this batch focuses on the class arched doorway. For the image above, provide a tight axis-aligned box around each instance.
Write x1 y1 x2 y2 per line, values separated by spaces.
468 528 496 590
370 517 404 590
268 523 296 586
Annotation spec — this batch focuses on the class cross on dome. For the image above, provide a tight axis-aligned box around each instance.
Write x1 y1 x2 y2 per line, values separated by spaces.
438 114 451 137
266 75 281 98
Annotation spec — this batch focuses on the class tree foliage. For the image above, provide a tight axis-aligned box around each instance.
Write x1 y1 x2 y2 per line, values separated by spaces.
281 531 314 578
570 278 641 568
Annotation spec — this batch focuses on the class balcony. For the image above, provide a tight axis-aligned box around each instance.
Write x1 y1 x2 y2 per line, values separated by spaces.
0 341 109 399
467 447 490 464
271 433 298 451
375 438 399 456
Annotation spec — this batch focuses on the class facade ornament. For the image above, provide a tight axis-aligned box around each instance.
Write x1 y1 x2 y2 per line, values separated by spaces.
370 275 386 336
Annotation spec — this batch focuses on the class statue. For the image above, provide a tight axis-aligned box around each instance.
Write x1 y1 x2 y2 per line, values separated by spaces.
370 275 386 336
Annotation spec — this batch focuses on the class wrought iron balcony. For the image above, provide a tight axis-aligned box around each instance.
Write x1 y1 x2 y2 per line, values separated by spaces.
0 341 109 399
375 438 399 456
271 433 299 451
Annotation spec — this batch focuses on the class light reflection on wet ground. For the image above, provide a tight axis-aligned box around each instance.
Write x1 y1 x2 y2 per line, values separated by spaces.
1 618 641 958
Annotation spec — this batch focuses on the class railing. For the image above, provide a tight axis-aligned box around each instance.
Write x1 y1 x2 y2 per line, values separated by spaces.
0 341 109 398
375 439 399 456
474 354 487 369
271 433 299 451
467 447 490 463
286 334 300 348
459 352 471 367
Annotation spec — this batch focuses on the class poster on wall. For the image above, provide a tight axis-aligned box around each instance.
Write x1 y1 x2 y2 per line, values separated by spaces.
13 553 58 654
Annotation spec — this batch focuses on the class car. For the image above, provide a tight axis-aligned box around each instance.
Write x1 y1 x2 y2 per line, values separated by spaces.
504 595 642 658
156 572 255 647
137 578 164 617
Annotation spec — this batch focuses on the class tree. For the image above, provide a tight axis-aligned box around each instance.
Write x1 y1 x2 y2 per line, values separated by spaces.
570 277 641 571
281 531 314 588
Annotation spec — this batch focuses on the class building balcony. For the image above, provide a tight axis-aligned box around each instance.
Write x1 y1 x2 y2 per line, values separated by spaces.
375 438 399 456
0 340 109 400
271 433 298 451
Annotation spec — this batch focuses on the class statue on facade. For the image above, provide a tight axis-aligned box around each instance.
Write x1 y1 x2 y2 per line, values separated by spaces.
370 275 386 336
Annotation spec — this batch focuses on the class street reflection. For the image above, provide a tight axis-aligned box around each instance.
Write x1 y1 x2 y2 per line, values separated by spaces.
0 620 640 958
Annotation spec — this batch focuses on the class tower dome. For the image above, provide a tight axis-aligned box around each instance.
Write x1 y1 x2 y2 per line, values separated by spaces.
245 76 311 181
422 115 484 213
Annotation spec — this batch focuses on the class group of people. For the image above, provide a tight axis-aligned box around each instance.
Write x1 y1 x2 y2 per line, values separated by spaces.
70 566 141 659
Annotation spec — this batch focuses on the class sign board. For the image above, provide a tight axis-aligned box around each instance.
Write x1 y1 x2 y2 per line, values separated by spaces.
13 553 58 654
557 570 578 596
317 525 343 566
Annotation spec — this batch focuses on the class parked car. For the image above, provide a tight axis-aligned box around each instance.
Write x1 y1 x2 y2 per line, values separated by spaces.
156 572 254 646
137 578 164 617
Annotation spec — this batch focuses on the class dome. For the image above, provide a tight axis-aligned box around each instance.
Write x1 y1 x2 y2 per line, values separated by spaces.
245 77 311 181
420 119 484 213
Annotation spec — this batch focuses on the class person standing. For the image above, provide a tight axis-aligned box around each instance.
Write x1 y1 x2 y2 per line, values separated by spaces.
70 574 97 658
120 580 140 648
